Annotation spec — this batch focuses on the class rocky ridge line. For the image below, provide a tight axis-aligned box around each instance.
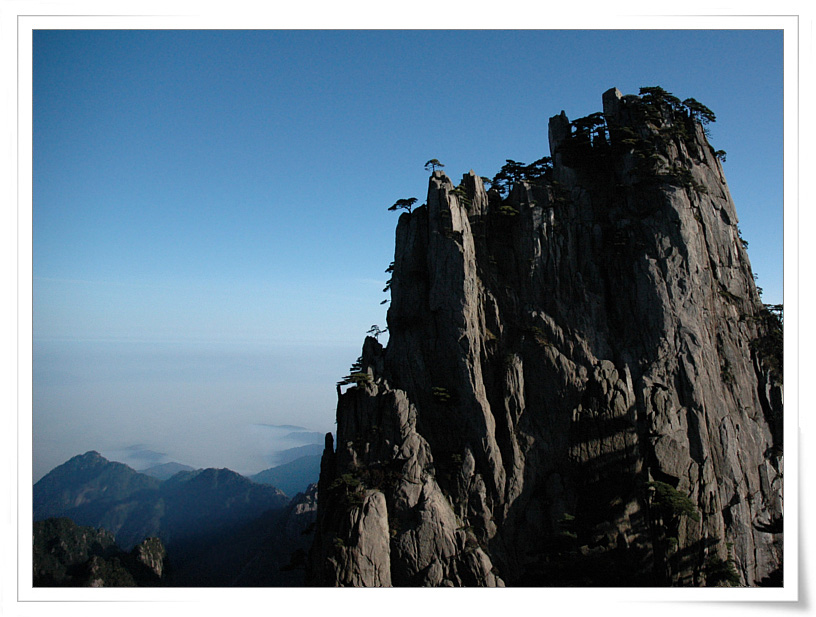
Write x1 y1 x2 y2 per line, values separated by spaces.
307 87 783 587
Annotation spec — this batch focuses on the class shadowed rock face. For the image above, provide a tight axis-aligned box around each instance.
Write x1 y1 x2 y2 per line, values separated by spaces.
307 88 783 587
33 518 166 587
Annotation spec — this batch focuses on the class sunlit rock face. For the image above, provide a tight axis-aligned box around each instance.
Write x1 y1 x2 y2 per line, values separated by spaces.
307 88 783 587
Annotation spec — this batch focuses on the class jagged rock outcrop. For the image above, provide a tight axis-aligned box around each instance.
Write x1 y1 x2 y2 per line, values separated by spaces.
33 518 166 586
308 88 783 587
132 537 166 579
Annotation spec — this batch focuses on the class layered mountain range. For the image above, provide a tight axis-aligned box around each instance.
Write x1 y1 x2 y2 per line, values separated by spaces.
33 451 318 586
307 88 783 587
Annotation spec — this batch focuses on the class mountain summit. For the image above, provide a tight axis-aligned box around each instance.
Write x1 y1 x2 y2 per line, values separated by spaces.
307 88 783 587
34 452 289 550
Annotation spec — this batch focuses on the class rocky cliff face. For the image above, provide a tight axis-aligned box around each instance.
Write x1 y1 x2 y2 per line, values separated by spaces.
33 518 166 586
307 88 783 587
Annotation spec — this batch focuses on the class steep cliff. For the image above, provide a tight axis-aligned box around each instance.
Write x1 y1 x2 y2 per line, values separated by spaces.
308 88 783 587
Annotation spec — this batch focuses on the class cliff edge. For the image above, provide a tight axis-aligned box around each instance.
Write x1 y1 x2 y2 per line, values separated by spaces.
307 87 783 587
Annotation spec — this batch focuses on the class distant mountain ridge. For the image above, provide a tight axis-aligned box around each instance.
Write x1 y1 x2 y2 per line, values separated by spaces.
272 442 323 465
140 461 196 480
34 451 161 521
251 454 321 498
34 451 288 550
33 451 320 586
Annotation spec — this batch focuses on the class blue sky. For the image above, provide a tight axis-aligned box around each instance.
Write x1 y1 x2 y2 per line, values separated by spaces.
32 29 784 481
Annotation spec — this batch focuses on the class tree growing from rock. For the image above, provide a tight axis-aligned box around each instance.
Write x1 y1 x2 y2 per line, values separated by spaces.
490 159 525 197
336 356 369 389
522 157 553 182
639 86 683 113
490 158 553 197
424 159 444 172
367 325 386 340
572 112 607 144
682 97 717 125
389 197 417 213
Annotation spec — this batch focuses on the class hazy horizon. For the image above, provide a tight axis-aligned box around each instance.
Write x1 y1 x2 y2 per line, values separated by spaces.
33 337 342 481
32 28 784 485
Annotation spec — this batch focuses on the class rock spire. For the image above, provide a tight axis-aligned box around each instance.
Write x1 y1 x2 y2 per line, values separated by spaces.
307 88 783 587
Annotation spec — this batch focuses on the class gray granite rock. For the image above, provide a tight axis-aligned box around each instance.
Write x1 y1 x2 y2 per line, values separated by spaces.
308 88 782 587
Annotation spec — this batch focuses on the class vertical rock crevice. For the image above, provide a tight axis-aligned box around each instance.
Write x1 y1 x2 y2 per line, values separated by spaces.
307 87 782 587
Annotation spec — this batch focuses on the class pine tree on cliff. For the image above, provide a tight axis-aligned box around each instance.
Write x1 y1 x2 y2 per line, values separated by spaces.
424 158 444 172
388 197 417 214
308 87 783 588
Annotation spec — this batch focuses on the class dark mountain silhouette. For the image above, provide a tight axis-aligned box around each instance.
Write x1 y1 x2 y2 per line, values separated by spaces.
168 484 319 586
33 451 161 522
251 454 321 498
33 451 292 585
156 467 288 544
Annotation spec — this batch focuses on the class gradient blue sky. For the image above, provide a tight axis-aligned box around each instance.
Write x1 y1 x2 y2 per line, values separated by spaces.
32 29 784 481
